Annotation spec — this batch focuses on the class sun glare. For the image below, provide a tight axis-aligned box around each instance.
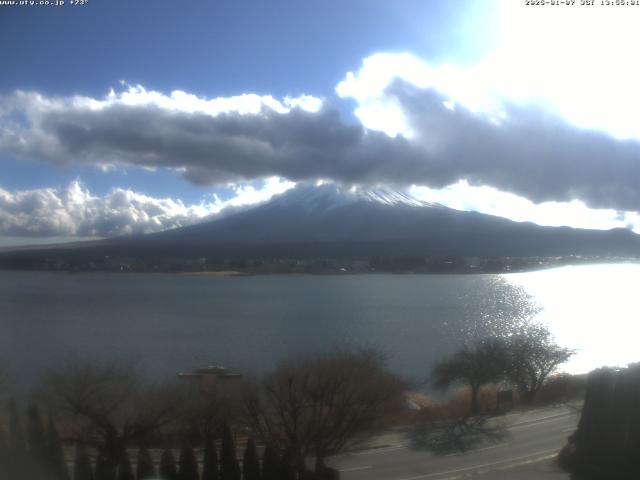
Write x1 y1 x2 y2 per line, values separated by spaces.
507 264 640 374
492 0 640 139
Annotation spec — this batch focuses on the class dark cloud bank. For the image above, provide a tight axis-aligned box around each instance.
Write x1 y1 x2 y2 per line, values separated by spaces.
2 83 640 212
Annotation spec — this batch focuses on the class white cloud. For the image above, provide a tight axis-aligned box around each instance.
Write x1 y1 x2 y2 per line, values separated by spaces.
0 177 294 240
490 0 640 140
4 81 640 213
106 83 323 116
336 53 505 137
0 85 324 176
337 3 640 142
213 176 295 210
3 79 640 213
283 94 323 113
410 181 640 234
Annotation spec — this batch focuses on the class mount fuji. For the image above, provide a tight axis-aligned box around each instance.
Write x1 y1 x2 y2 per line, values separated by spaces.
2 183 640 269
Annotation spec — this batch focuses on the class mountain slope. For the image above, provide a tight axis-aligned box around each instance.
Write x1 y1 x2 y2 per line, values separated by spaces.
2 184 640 268
118 183 640 257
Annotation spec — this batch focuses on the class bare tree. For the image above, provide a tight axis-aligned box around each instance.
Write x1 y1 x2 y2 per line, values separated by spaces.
504 324 575 405
244 347 406 477
177 380 244 443
43 361 180 480
431 338 508 414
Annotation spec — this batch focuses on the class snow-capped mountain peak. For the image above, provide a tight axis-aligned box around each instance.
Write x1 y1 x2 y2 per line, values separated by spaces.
264 183 436 212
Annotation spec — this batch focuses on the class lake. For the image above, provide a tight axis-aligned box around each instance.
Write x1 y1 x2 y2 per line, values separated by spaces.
1 264 638 387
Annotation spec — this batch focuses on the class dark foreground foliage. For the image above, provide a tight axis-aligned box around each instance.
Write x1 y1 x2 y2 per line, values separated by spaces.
432 323 575 414
560 364 640 479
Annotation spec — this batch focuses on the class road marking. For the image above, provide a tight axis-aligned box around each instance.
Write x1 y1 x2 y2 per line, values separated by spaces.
339 465 373 472
395 447 559 480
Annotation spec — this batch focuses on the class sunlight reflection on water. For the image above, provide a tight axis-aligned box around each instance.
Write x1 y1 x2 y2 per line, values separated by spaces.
504 263 640 374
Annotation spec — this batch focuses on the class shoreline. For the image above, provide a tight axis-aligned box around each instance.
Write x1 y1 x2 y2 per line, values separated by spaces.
1 259 640 276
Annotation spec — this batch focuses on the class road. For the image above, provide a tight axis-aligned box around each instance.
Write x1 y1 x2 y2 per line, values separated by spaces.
330 404 580 480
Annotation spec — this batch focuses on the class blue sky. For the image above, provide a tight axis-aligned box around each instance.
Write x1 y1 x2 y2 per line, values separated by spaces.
2 0 640 245
1 1 490 96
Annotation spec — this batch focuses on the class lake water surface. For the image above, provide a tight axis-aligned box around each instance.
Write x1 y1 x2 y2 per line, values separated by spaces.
1 264 638 386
